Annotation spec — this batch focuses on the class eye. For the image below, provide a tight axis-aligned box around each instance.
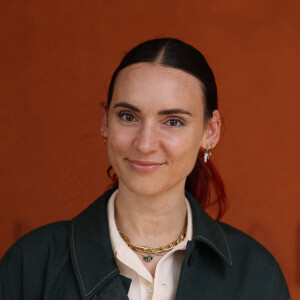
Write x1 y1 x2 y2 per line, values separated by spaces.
117 111 137 123
166 118 185 127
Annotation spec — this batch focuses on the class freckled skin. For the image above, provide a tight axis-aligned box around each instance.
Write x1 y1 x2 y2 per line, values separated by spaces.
103 63 212 197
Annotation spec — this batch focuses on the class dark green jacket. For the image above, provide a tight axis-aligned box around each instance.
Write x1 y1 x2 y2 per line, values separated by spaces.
0 189 290 299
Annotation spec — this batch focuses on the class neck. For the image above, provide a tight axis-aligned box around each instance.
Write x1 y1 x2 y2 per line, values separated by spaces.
114 183 187 247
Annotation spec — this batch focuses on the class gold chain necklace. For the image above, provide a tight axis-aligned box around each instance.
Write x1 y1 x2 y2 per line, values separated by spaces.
119 225 187 262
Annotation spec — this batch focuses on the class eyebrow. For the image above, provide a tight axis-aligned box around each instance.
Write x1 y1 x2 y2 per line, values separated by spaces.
113 102 192 116
158 109 192 116
113 102 141 112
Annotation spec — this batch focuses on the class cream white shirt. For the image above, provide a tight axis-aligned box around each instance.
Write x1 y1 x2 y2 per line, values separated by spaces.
107 190 193 300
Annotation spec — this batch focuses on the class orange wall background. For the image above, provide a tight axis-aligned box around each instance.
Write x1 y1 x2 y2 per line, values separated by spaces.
0 0 299 297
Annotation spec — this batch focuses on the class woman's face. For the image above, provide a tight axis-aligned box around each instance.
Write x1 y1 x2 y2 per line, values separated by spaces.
102 63 219 196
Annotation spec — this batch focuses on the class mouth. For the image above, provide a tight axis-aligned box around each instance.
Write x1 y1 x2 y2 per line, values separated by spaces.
127 159 165 173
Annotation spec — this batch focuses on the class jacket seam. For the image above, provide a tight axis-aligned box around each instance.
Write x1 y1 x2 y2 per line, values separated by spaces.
216 222 233 265
72 218 118 296
193 233 232 265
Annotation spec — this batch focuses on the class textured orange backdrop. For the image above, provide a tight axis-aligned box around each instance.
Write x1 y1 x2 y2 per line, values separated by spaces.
0 0 299 297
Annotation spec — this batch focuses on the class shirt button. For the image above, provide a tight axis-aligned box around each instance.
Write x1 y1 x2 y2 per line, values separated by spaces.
147 284 154 293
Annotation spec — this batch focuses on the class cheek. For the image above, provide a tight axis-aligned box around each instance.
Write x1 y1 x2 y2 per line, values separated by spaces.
107 126 134 155
163 132 202 165
107 129 129 172
163 127 203 152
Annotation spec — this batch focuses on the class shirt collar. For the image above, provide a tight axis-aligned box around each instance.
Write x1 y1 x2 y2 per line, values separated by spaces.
107 190 153 283
107 189 193 283
69 188 232 299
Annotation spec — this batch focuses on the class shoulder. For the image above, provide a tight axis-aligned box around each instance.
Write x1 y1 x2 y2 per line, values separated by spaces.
0 221 70 274
217 221 277 266
3 221 70 258
216 221 290 296
0 221 72 298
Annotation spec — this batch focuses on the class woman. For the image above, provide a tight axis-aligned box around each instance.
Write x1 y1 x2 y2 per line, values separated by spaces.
0 38 290 299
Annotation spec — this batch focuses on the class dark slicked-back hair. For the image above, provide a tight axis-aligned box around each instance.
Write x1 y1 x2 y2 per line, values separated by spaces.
107 38 217 123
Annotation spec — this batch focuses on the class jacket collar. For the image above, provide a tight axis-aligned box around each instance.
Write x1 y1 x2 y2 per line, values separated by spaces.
69 188 232 299
186 191 232 266
69 188 128 299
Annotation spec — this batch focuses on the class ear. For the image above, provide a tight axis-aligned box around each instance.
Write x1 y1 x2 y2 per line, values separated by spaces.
201 110 221 150
101 113 108 138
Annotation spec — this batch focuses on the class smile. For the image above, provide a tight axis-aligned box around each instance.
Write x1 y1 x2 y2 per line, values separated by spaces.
127 159 165 173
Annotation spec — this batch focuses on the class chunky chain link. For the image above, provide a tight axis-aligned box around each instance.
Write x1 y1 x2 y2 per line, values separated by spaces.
119 227 187 255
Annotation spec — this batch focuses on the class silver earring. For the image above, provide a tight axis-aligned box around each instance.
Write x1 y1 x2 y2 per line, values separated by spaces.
204 145 211 163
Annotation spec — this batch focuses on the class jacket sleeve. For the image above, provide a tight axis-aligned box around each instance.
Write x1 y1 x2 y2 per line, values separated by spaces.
0 242 25 299
268 261 291 299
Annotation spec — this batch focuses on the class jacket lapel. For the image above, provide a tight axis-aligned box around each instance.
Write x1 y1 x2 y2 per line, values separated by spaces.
186 191 232 266
174 193 233 299
69 188 129 299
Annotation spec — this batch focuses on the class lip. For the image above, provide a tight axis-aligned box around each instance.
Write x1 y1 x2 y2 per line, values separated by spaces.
127 159 165 173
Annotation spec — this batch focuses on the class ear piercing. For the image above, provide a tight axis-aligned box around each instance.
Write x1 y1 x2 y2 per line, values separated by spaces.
204 145 211 163
102 133 108 145
204 140 215 164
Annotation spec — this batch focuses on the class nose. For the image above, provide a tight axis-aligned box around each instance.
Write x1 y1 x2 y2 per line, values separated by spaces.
133 123 159 154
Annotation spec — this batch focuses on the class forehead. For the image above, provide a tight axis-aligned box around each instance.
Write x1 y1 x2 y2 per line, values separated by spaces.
112 63 204 110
